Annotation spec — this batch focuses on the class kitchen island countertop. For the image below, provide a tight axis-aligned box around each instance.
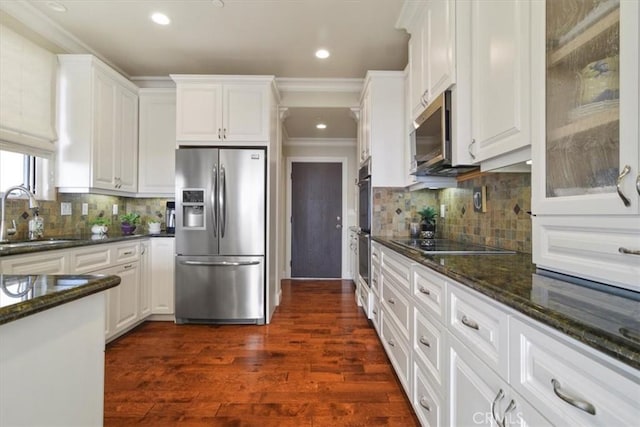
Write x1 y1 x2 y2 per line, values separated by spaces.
373 236 640 370
0 274 121 325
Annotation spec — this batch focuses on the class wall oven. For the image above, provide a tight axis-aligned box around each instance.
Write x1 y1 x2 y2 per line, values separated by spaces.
357 160 371 288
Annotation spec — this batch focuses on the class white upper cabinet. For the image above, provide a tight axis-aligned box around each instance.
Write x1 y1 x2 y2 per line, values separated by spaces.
533 0 639 216
172 76 271 144
361 71 406 187
466 0 532 167
531 0 640 292
0 24 57 154
398 0 455 124
57 55 139 194
138 88 176 196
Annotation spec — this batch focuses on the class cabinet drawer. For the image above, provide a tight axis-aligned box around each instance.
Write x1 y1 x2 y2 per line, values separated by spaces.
412 264 446 323
113 242 139 263
510 317 640 427
370 296 381 334
381 246 412 293
371 242 381 267
533 216 640 292
381 275 411 339
413 361 444 427
413 308 446 390
448 284 509 380
380 310 410 394
70 246 111 273
371 263 381 296
1 251 67 274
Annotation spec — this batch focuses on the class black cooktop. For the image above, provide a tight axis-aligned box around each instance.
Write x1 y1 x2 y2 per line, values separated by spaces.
392 239 515 255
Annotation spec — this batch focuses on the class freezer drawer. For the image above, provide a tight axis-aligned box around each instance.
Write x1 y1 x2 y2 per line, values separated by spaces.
175 255 265 324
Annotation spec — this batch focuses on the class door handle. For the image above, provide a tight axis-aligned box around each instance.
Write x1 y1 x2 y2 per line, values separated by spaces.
211 166 218 237
616 165 631 207
220 165 226 238
180 260 260 267
336 224 342 229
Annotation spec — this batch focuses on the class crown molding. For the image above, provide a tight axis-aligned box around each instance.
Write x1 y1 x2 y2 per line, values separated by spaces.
276 78 363 94
284 138 356 148
0 0 130 77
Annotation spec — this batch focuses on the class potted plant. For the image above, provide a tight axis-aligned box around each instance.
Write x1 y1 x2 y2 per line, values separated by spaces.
90 217 110 235
119 212 140 235
145 216 161 234
418 206 437 238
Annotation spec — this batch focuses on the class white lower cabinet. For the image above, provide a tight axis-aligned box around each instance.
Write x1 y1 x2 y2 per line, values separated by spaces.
0 250 67 274
449 334 551 427
380 309 411 395
150 237 175 316
139 241 152 318
372 243 638 427
509 317 640 427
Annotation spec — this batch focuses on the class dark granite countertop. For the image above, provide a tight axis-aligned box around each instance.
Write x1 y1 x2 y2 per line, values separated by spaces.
0 232 175 257
373 236 640 370
0 274 121 325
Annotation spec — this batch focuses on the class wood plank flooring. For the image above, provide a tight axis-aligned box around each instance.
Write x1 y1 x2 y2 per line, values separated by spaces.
104 280 419 426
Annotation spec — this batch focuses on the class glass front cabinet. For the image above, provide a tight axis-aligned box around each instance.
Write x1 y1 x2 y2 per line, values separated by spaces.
532 0 640 292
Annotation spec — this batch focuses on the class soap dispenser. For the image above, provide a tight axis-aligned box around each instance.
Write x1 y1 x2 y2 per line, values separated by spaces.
28 209 44 240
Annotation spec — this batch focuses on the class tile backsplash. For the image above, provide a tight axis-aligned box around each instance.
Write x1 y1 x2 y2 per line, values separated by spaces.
373 173 532 253
2 192 172 239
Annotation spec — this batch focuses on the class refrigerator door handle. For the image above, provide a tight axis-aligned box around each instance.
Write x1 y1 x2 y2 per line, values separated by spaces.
179 260 261 267
211 165 218 237
220 164 227 238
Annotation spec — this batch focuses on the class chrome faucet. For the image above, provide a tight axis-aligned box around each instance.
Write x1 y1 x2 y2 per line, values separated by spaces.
1 185 39 243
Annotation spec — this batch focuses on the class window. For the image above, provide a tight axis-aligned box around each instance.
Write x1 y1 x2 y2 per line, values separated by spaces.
0 149 53 200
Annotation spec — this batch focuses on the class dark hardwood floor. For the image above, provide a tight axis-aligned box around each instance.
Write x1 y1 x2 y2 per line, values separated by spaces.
104 279 419 426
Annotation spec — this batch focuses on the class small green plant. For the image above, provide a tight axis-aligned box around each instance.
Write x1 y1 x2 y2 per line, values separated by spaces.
119 212 141 225
90 217 111 226
145 215 161 225
418 207 437 226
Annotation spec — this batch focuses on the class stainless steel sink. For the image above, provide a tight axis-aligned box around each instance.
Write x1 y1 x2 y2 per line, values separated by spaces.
0 239 74 249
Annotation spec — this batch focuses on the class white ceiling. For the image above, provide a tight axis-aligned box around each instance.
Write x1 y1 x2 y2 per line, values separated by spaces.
1 0 410 139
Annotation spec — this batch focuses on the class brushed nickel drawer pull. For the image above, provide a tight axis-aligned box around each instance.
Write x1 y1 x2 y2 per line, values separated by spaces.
388 340 395 348
419 286 431 295
419 336 431 348
372 309 378 316
619 247 640 256
123 264 133 269
461 315 479 330
502 399 517 427
616 165 631 207
123 251 133 255
387 298 396 305
551 379 596 415
419 397 431 411
491 389 505 426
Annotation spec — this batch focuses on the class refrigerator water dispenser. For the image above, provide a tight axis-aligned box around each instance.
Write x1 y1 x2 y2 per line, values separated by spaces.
181 189 205 229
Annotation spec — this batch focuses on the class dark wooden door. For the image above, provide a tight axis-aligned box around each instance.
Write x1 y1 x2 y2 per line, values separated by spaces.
291 162 342 278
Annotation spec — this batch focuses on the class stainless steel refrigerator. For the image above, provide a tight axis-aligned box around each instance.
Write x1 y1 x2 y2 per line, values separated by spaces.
175 147 266 324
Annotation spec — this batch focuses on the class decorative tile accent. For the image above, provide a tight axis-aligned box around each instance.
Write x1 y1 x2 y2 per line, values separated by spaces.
373 173 532 253
2 192 173 239
395 208 402 215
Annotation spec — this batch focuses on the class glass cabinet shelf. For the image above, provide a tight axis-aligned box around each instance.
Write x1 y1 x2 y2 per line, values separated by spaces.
545 0 621 199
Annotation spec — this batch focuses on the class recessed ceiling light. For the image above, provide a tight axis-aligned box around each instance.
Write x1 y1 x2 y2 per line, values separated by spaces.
212 0 225 7
46 1 67 12
151 12 171 25
315 49 330 59
316 123 327 129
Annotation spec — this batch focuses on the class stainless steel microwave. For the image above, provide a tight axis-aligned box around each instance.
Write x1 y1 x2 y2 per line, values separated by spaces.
410 91 477 176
